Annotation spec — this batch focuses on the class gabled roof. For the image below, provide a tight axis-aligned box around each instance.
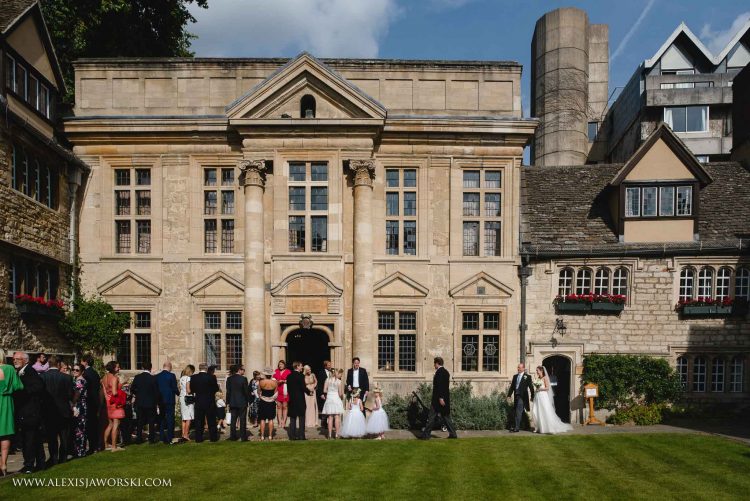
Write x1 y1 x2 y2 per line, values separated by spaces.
1 0 67 93
610 123 712 186
644 18 750 68
226 52 386 120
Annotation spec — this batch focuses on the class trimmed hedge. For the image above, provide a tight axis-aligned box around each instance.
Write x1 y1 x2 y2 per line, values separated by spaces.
607 404 666 426
384 382 512 431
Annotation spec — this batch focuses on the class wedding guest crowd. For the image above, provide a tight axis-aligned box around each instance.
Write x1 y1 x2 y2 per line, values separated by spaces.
0 350 393 476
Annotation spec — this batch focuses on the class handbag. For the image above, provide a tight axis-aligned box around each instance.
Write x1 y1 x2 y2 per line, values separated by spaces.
184 394 196 405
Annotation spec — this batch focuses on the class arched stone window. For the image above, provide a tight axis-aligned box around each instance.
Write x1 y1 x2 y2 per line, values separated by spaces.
575 268 592 295
594 268 610 295
736 267 750 300
692 356 706 392
558 267 573 296
730 356 744 393
697 267 714 299
676 356 688 390
716 267 732 300
301 94 316 118
679 267 695 301
711 357 725 393
612 267 628 296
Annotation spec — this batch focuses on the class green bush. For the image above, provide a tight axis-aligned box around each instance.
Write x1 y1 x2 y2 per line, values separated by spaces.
607 404 666 426
384 382 511 431
583 354 682 411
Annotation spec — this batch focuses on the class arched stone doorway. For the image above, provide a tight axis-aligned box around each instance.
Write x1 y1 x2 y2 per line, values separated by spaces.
543 355 572 423
286 328 330 375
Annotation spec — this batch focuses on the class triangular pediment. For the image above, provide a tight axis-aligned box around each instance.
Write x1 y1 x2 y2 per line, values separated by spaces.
610 124 712 186
98 270 162 297
226 52 386 121
374 272 428 298
449 272 513 298
270 272 342 297
188 271 244 297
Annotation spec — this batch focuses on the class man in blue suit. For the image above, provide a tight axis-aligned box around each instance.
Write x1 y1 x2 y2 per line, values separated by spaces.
155 361 179 444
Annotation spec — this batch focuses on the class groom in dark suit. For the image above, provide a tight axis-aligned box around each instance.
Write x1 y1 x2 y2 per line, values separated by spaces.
346 357 369 403
420 356 457 439
507 362 535 432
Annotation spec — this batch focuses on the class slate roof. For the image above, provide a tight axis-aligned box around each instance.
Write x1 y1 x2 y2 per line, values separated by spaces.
520 162 750 256
0 0 36 34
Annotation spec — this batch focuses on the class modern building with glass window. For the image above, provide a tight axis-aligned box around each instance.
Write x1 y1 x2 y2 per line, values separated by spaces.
65 51 536 390
0 1 89 355
603 18 750 163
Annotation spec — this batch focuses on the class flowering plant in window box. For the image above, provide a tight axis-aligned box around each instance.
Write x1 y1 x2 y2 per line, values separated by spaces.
554 294 591 312
591 294 627 311
14 294 65 318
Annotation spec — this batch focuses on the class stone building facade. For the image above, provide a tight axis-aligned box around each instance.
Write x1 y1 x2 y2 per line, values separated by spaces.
521 125 750 422
0 1 88 355
65 52 536 391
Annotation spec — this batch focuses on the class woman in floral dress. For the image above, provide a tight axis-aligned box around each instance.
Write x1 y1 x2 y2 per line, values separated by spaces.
71 363 88 458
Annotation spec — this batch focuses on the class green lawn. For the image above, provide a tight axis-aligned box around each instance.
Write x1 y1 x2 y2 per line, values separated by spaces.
1 434 749 500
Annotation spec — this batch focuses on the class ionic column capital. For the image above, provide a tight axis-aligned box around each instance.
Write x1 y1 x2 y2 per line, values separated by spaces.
239 159 268 188
348 159 376 188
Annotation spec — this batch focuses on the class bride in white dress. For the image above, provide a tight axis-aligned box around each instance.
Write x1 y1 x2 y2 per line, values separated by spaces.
532 366 573 434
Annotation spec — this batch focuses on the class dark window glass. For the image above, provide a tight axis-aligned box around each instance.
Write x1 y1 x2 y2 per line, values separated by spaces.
403 169 417 187
221 168 234 186
115 169 130 186
136 220 151 254
135 312 151 328
311 216 327 252
136 169 150 186
117 334 131 371
463 222 479 256
221 191 234 215
386 169 399 187
204 191 217 215
404 221 416 255
311 163 328 181
403 192 416 216
463 193 480 216
135 334 151 369
483 335 499 371
386 193 399 216
484 221 501 256
204 311 221 329
116 190 131 215
378 312 395 330
485 171 501 188
221 220 234 253
289 163 306 181
483 313 499 330
399 335 416 372
136 190 151 215
378 335 395 371
399 312 416 331
116 221 131 253
461 335 479 371
310 187 328 210
226 334 243 368
204 168 217 186
204 219 217 253
289 216 305 251
485 193 501 217
462 312 479 330
463 170 480 188
226 312 242 330
587 121 598 142
386 221 399 255
289 187 305 210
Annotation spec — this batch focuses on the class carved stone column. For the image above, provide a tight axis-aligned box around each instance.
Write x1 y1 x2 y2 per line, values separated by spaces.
240 159 267 371
348 159 375 370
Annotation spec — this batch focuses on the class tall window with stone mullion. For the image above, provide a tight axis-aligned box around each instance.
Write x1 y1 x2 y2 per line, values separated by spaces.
377 311 417 372
385 169 417 256
203 310 243 370
203 167 235 254
462 169 502 256
288 161 328 252
460 312 500 372
114 167 151 254
115 311 152 371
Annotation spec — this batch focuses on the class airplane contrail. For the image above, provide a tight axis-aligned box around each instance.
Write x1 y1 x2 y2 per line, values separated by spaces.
611 0 658 61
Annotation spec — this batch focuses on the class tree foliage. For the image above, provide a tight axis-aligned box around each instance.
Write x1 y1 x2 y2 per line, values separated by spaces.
41 0 208 102
58 295 130 356
583 354 683 411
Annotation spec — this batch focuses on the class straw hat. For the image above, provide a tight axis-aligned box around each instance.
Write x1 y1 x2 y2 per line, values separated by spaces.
262 366 274 376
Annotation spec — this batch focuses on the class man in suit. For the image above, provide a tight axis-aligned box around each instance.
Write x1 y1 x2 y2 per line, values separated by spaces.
13 352 46 473
155 361 179 445
286 361 307 440
346 357 369 403
40 356 74 466
507 362 535 432
191 363 219 442
131 362 159 443
225 364 249 441
420 356 458 439
81 354 101 453
317 360 331 427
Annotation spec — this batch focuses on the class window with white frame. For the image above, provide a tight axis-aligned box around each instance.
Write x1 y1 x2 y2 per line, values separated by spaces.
460 312 500 372
288 162 328 252
575 268 592 295
115 311 151 371
612 267 629 296
716 267 732 300
625 185 693 218
385 169 417 256
730 357 744 392
692 356 706 392
558 267 573 296
115 167 151 254
462 169 502 256
679 265 750 301
204 311 243 370
679 268 695 300
697 268 713 298
203 167 235 254
377 311 417 372
664 105 708 133
676 356 688 390
711 358 725 392
594 268 610 295
4 52 53 119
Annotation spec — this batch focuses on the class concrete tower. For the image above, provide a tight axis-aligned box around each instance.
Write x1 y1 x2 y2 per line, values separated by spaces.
530 8 609 166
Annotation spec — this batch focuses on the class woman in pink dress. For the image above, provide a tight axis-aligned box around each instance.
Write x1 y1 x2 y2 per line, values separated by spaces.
102 361 125 452
272 360 291 428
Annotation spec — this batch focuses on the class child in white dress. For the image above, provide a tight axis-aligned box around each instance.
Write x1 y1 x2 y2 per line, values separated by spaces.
366 387 389 439
340 389 366 438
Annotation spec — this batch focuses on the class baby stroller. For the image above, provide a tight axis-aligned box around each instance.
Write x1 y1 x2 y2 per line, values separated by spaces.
411 391 448 433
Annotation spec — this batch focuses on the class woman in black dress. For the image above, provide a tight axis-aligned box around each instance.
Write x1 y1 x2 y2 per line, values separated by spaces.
257 367 278 441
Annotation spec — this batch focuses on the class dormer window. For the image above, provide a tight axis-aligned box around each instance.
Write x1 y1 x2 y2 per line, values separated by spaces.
624 184 693 218
300 94 316 118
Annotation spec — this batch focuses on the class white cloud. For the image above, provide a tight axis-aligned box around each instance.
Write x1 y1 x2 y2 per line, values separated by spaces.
427 0 476 10
611 0 657 62
187 0 400 58
700 12 750 55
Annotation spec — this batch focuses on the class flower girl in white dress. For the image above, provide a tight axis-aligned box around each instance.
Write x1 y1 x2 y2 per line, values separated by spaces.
340 389 367 438
365 386 389 439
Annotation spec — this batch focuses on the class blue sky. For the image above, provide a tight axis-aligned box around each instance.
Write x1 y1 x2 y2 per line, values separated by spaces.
188 0 749 116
